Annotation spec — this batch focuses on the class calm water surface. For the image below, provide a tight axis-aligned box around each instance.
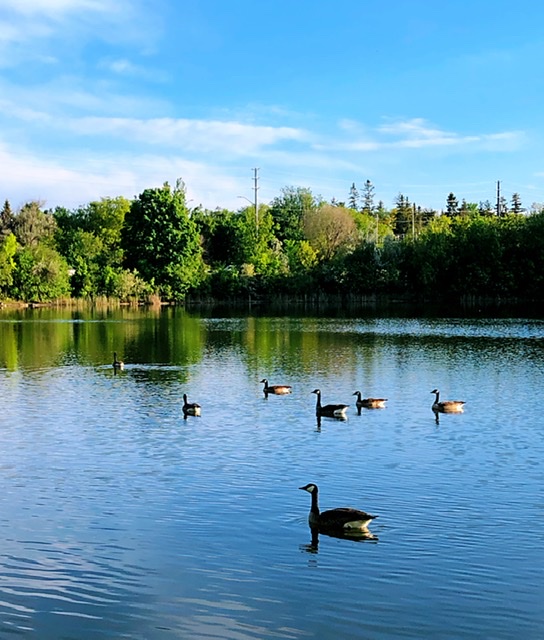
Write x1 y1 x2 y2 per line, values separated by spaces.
0 307 543 639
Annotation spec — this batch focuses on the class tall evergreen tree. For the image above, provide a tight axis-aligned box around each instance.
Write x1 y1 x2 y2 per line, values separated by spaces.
497 196 508 217
348 183 360 210
446 192 459 217
393 193 411 236
361 179 375 214
511 193 523 214
0 199 14 236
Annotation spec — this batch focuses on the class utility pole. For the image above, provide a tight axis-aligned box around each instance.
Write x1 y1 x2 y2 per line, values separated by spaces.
496 180 501 216
253 168 259 230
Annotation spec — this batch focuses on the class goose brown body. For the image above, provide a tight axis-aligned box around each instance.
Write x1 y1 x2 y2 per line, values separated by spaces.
260 379 292 395
353 391 387 409
312 389 349 418
183 393 201 416
299 483 378 531
431 389 465 413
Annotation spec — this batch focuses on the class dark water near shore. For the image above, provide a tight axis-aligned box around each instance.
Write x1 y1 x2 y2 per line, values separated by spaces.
0 307 543 639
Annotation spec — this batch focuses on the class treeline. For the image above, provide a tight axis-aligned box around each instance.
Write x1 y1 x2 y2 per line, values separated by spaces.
1 178 543 304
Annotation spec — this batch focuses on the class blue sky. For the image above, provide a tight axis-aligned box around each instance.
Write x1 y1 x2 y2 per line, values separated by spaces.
1 0 543 213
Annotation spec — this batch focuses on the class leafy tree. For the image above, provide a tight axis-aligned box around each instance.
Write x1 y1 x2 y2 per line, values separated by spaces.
303 204 358 261
283 239 318 275
0 232 17 294
12 245 71 301
268 186 318 244
13 201 57 247
122 180 204 300
86 196 130 263
459 201 479 217
195 208 247 266
478 200 494 217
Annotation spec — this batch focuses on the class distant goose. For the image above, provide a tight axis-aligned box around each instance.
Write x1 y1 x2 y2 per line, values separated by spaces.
431 389 465 413
312 389 349 418
260 379 292 395
353 391 387 409
112 352 124 370
299 483 378 532
183 394 201 416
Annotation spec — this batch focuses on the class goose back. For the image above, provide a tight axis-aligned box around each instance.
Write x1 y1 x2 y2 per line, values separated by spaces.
260 379 292 395
312 389 348 417
183 393 201 416
299 483 377 531
431 389 465 413
353 391 387 409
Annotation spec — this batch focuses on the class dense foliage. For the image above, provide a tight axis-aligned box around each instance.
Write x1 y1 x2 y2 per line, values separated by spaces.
0 182 543 304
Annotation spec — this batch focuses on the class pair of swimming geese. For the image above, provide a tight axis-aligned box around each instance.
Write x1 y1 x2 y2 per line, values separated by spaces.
112 353 201 416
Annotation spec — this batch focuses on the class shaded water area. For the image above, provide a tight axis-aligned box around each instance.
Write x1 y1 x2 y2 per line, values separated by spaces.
0 305 543 639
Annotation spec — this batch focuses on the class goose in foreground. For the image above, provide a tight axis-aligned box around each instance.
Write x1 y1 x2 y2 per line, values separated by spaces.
299 483 378 532
311 389 349 418
431 389 465 413
112 352 124 370
182 394 201 416
353 391 387 409
260 379 292 395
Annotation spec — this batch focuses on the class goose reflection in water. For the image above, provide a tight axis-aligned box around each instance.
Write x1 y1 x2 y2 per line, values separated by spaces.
315 413 347 431
300 526 378 553
433 407 465 425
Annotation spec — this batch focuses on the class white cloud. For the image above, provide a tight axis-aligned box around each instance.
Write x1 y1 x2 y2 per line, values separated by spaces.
321 117 524 153
65 116 308 154
2 0 117 17
0 140 250 211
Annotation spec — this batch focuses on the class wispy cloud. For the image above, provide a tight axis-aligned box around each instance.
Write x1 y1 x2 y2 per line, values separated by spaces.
0 0 153 67
60 116 309 155
325 117 524 153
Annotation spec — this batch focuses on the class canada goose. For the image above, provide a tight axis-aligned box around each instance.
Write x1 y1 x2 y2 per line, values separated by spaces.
183 394 201 416
431 389 465 413
353 391 387 409
299 483 378 532
112 352 124 370
260 379 292 395
311 389 349 418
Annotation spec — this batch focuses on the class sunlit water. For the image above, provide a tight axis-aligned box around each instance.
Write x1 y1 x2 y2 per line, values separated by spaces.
0 308 543 639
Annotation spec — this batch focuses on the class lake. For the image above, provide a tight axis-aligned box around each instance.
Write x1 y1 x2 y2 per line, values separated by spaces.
0 305 542 639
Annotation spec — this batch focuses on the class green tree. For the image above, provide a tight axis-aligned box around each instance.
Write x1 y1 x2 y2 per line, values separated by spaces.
303 204 358 261
0 232 17 294
195 208 249 266
393 193 411 236
511 193 523 214
13 201 57 247
348 183 359 210
0 200 14 237
12 244 71 301
478 200 494 216
446 192 459 217
361 179 375 214
269 186 318 244
122 180 204 300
